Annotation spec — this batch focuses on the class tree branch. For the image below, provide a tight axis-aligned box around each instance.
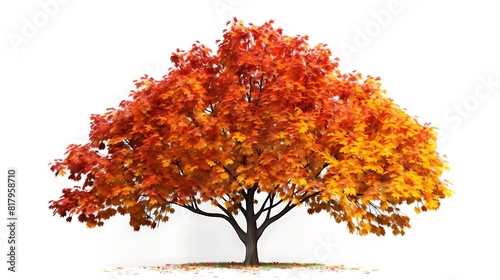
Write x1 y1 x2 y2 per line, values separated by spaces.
238 200 247 216
299 191 321 203
255 196 283 220
179 199 246 243
259 75 264 92
247 76 253 102
256 191 321 240
369 201 383 215
181 203 227 220
256 201 295 240
174 160 184 176
315 163 329 178
209 99 214 113
265 195 274 221
223 166 238 182
255 193 272 220
255 185 281 219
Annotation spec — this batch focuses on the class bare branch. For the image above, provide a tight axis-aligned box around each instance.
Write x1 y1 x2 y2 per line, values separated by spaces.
299 191 321 203
255 197 283 220
256 201 294 240
256 191 321 240
265 195 274 221
255 193 272 220
315 163 329 178
179 199 246 243
255 185 280 219
369 201 383 215
181 203 227 220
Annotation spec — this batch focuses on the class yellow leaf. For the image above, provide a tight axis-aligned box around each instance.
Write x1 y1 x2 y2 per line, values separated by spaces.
409 189 421 198
354 123 367 132
162 159 171 167
298 178 308 186
184 164 198 173
320 151 338 166
236 175 245 183
216 167 225 173
123 200 135 207
149 199 158 206
121 186 135 195
363 164 383 174
361 222 371 232
442 188 453 197
299 127 308 134
354 211 364 220
425 198 439 210
206 160 217 167
231 132 246 142
344 187 357 196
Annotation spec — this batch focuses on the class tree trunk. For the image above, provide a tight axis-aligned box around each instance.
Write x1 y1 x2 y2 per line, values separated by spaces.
243 186 260 265
243 215 259 265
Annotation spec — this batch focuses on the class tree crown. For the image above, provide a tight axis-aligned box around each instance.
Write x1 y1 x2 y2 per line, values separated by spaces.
49 18 451 235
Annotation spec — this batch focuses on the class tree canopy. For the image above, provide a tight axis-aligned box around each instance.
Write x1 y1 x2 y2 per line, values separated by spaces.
49 18 451 265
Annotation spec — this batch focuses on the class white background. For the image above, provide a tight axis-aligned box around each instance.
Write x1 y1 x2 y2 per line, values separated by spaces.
1 1 499 279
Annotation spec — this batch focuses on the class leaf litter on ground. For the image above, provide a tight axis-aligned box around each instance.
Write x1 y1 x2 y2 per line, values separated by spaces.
103 262 380 279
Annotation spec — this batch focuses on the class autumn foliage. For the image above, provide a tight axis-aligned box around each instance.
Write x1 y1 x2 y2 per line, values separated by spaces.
49 18 451 265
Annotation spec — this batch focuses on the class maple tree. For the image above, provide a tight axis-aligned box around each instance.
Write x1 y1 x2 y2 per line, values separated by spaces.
49 18 452 265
